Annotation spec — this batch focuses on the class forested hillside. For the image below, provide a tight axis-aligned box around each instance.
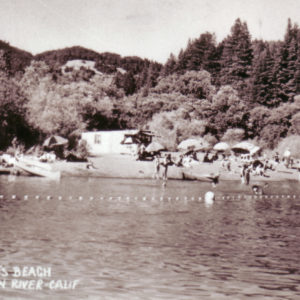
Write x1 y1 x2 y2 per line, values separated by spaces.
0 18 299 150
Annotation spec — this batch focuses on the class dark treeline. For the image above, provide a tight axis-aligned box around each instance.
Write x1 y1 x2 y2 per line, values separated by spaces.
0 18 299 151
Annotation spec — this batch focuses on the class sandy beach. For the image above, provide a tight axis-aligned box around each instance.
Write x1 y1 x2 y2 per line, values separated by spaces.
50 154 300 182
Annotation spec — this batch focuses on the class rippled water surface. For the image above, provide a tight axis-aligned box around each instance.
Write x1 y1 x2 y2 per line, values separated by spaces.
0 176 300 299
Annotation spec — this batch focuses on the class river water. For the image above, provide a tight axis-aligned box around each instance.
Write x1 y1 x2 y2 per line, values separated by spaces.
0 176 300 299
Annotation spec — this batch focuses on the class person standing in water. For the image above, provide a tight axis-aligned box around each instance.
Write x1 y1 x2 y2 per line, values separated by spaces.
153 154 161 179
241 163 250 185
161 154 173 186
245 165 251 185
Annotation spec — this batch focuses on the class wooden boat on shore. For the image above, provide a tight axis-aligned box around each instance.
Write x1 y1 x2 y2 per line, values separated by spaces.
0 167 11 175
14 157 61 180
182 170 220 183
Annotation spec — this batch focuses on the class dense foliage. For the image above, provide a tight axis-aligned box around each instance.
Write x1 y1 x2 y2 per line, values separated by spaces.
0 18 299 150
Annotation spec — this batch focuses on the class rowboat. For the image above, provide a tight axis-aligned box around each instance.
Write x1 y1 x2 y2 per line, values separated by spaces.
0 167 11 175
14 157 61 180
182 171 219 183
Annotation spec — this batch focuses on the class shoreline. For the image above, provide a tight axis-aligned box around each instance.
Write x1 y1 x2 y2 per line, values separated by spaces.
50 154 300 183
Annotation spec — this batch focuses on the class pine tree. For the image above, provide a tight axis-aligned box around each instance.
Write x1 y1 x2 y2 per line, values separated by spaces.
276 19 299 102
161 53 177 76
219 19 253 88
175 39 193 73
186 32 217 72
0 50 9 74
293 28 300 96
250 41 276 106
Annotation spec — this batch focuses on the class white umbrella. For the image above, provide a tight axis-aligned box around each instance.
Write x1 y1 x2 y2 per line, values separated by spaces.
213 142 229 151
43 135 68 148
178 138 208 151
232 141 257 153
250 146 260 155
146 142 165 152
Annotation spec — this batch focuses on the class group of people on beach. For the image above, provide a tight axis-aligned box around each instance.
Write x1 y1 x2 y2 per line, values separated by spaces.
154 153 173 182
150 145 300 187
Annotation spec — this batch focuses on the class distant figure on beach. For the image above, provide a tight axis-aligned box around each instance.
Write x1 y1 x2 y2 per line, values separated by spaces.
153 154 161 179
245 166 251 185
222 157 231 172
203 151 210 163
241 164 250 185
283 148 291 168
161 154 173 183
175 154 184 167
274 152 280 163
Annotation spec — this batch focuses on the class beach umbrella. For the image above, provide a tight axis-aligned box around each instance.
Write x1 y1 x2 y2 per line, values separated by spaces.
232 141 257 153
213 142 229 151
43 135 68 148
194 140 210 151
121 136 134 144
178 138 208 151
146 141 165 153
250 146 260 155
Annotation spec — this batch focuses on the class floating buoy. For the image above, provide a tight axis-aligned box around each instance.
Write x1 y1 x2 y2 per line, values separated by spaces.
205 191 215 206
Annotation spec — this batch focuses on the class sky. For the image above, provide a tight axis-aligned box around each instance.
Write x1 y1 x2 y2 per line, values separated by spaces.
1 0 300 63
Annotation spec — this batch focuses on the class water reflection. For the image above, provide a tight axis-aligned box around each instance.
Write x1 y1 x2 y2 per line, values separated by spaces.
0 176 299 299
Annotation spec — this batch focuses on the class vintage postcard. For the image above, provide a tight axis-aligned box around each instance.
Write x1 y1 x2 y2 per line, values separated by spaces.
0 0 299 299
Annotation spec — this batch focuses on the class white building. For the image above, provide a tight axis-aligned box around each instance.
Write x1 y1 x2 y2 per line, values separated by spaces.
81 130 140 156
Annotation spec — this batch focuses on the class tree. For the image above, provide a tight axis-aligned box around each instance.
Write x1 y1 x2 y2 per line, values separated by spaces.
161 53 177 76
147 108 207 150
219 19 253 89
0 50 8 73
250 41 277 106
20 61 124 137
208 85 249 137
175 40 193 73
290 112 300 135
275 19 299 102
221 128 245 144
186 32 217 72
257 101 300 148
0 68 34 149
19 60 51 99
248 106 271 138
154 70 216 101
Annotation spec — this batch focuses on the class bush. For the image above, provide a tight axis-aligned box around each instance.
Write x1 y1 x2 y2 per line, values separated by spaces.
147 109 207 150
221 128 245 145
275 135 300 158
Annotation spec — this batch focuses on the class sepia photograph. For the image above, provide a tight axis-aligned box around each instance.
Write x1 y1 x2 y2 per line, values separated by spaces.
0 0 300 299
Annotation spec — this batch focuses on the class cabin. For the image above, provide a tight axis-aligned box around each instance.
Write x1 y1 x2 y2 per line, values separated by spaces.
81 130 154 156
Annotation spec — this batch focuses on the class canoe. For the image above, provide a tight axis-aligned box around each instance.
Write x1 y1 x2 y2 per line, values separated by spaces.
18 157 53 171
14 158 61 180
0 167 11 175
182 171 219 183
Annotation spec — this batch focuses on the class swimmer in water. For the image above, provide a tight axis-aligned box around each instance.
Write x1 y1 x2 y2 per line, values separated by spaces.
252 183 269 195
